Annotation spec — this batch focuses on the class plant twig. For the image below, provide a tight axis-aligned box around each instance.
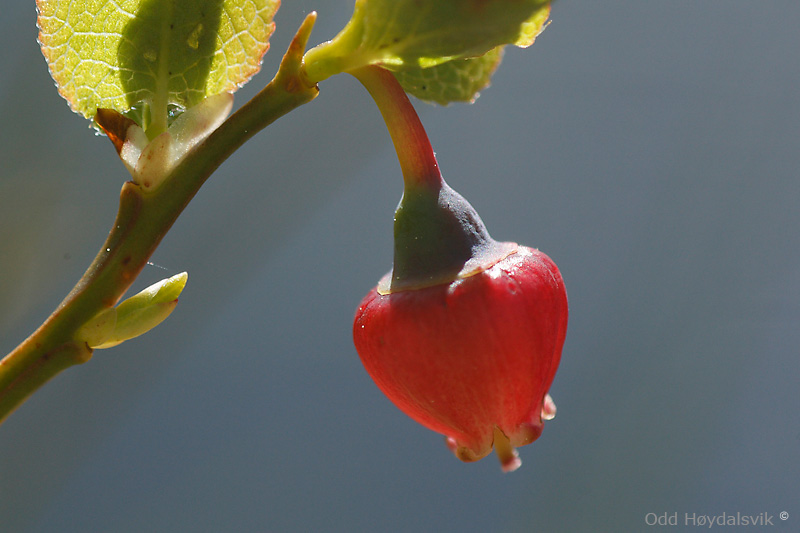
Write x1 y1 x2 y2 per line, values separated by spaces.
0 13 320 425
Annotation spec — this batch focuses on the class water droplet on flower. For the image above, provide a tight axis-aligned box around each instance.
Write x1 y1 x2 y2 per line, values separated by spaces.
541 393 557 421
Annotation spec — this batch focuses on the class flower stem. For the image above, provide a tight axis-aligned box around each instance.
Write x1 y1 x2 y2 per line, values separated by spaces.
349 65 442 191
0 13 320 426
350 64 512 293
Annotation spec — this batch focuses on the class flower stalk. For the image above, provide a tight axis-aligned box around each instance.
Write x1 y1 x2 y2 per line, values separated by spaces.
350 65 515 293
349 66 441 190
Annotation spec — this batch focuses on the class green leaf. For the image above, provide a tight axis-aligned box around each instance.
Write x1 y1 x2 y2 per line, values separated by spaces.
514 3 552 48
303 0 550 83
393 47 504 105
37 0 279 121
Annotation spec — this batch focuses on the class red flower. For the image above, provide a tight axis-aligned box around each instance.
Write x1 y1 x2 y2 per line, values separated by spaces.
350 65 568 471
354 245 567 471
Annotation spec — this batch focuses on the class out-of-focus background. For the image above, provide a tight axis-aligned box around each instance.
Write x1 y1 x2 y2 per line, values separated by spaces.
2 2 798 531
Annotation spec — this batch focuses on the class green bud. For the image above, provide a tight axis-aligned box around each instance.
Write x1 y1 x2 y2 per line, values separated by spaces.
76 307 118 349
97 93 233 191
79 272 188 349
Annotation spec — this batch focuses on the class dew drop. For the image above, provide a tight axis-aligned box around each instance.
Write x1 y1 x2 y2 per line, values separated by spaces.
541 393 557 421
506 280 518 295
187 23 203 49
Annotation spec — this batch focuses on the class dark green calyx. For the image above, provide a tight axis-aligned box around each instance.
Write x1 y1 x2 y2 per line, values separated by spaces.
386 181 517 293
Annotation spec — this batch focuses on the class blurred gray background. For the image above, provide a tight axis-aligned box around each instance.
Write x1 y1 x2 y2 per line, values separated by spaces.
1 1 798 531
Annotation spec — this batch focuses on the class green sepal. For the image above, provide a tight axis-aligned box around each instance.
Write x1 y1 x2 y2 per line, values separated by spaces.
383 183 517 294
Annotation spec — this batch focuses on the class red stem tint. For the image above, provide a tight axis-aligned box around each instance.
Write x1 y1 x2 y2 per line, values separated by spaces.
350 65 442 190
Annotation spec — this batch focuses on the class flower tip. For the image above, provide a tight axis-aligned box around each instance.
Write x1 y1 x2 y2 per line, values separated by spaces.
493 427 522 473
500 453 522 473
445 429 523 472
444 436 490 463
445 436 478 462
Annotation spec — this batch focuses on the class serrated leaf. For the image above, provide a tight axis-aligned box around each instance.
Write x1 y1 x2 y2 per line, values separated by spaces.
393 47 504 105
514 3 551 48
303 0 550 83
37 0 279 119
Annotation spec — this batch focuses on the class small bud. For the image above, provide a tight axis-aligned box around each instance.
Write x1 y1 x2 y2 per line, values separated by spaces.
96 93 233 190
76 307 117 348
167 92 233 157
135 131 174 190
80 272 188 349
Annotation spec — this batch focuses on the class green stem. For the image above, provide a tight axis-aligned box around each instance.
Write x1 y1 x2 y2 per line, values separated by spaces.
0 13 319 426
349 65 442 190
0 343 92 422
